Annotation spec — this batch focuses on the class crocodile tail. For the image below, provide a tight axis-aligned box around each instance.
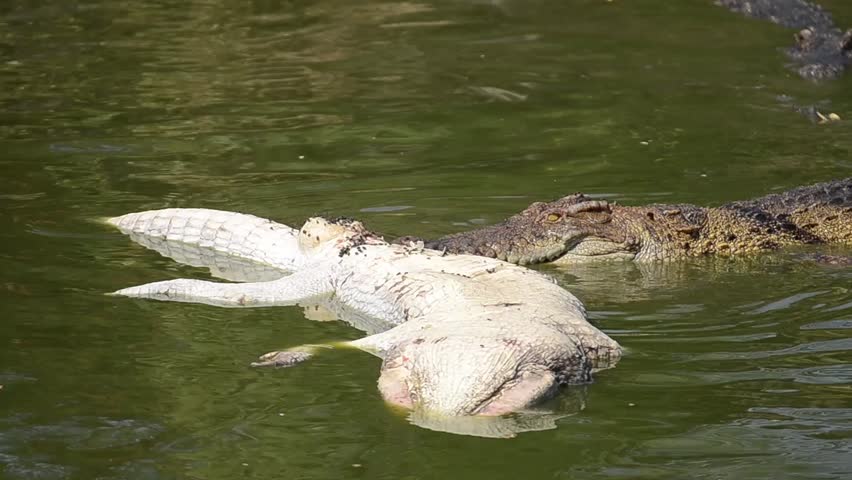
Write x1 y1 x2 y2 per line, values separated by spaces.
106 208 307 272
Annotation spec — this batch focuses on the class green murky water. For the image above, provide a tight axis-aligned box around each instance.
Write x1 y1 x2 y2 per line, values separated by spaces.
2 0 851 478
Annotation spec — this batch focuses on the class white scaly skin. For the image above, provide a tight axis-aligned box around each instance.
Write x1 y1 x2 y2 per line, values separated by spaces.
107 209 622 418
108 208 306 273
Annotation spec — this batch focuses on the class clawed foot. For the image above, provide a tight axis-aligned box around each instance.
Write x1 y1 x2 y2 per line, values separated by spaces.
250 349 314 368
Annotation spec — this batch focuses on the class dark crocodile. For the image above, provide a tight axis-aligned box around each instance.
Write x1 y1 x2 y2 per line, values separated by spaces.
716 0 852 80
401 178 852 264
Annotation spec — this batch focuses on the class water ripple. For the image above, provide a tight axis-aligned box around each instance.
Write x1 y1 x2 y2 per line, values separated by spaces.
693 338 852 361
696 364 852 386
825 301 852 312
800 318 852 330
748 290 830 314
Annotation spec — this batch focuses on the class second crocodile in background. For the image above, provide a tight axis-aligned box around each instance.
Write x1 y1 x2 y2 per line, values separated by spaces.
716 0 852 80
406 177 852 264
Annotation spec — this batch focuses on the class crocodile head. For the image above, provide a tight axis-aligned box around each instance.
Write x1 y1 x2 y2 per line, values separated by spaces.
790 27 852 80
424 194 642 264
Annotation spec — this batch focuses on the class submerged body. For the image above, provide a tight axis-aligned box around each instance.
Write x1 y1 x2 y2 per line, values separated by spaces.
418 178 852 264
716 0 852 80
108 210 621 419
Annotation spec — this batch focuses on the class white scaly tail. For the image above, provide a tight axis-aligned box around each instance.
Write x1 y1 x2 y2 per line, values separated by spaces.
107 208 306 273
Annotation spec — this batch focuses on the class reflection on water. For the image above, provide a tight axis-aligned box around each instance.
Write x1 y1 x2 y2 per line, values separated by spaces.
1 0 852 477
408 387 588 438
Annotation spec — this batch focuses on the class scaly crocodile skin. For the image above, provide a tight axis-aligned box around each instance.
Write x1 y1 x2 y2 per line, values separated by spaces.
108 208 305 272
420 178 852 263
107 213 622 422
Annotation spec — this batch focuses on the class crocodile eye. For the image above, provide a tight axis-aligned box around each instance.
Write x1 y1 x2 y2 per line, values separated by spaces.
546 213 561 222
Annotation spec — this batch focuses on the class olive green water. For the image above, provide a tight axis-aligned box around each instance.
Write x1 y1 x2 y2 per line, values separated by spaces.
2 0 852 478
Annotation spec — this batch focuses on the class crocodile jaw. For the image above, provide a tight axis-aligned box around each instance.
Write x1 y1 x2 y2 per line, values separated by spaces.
551 251 637 264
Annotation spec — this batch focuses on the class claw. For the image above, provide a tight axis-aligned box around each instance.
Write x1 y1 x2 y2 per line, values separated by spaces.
250 350 313 368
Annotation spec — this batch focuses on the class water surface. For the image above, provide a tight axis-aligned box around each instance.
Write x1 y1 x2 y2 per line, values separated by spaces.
2 0 851 478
